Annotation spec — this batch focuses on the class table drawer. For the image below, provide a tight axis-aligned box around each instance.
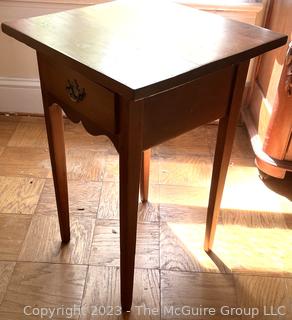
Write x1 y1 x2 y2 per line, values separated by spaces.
143 65 234 149
40 59 116 134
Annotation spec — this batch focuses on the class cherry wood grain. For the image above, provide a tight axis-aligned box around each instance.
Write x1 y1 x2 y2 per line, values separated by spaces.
204 60 250 252
140 149 151 203
42 100 70 242
143 66 233 149
263 41 292 160
38 53 116 134
118 98 143 311
1 1 287 99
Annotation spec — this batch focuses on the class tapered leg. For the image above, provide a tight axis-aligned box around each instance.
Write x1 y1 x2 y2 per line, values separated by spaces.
140 148 151 202
119 99 144 311
37 52 70 243
204 61 250 252
44 103 70 243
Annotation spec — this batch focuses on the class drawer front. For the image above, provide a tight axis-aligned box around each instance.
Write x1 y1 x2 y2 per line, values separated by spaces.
143 65 234 149
40 59 116 134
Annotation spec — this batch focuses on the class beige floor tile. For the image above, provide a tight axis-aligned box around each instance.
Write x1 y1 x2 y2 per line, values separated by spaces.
0 309 49 320
103 153 159 184
80 267 159 319
0 116 291 319
89 220 159 269
212 209 292 276
0 262 15 305
97 182 118 220
0 214 32 260
285 278 292 317
160 222 226 273
1 146 106 182
97 182 159 222
65 149 106 181
224 157 259 188
7 117 48 148
0 312 38 319
161 270 237 319
159 185 209 208
159 154 212 188
220 208 288 229
0 118 19 147
262 171 292 215
232 126 254 159
104 154 119 182
160 203 206 223
102 154 118 182
235 274 290 319
16 116 45 123
220 158 292 214
138 201 160 223
0 147 51 178
284 212 292 229
64 120 112 152
0 262 87 319
0 176 45 215
36 179 102 217
19 215 95 264
209 125 253 159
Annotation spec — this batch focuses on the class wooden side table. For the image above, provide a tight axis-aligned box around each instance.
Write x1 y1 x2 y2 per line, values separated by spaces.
2 0 287 311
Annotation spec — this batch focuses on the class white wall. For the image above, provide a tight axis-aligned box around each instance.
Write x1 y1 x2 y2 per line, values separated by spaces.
0 0 101 113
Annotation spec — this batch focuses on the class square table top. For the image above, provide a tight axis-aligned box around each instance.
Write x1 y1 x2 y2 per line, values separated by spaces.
1 0 287 99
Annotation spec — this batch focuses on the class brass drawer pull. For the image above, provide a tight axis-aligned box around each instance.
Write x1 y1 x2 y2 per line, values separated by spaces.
66 79 86 102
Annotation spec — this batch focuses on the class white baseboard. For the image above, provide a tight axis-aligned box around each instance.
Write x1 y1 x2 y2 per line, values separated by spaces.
0 77 44 114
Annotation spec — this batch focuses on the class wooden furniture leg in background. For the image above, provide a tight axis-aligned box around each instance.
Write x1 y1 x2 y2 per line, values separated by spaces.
43 102 70 242
204 61 250 252
119 100 143 311
140 148 151 202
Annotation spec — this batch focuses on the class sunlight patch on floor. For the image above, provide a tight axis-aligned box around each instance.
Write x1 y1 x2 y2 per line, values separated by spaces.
168 222 292 275
159 159 292 214
222 183 291 214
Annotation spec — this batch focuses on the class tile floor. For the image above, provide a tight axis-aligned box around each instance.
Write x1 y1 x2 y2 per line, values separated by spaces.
0 114 291 319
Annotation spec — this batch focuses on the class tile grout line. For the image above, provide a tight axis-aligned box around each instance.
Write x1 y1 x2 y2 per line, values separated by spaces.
78 264 90 320
1 258 291 279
